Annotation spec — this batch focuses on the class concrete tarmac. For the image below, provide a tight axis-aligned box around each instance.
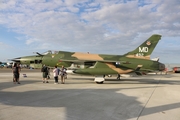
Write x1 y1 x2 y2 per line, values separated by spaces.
0 69 180 120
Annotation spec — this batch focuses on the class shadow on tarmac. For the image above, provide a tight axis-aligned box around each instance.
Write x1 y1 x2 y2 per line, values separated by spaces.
0 80 180 120
1 69 180 119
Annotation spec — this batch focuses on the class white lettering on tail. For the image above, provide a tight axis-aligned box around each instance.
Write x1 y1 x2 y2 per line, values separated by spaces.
139 47 148 53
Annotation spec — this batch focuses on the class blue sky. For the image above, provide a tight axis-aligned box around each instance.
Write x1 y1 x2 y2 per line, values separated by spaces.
0 0 180 63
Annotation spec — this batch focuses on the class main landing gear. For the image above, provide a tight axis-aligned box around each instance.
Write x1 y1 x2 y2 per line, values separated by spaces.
117 74 121 80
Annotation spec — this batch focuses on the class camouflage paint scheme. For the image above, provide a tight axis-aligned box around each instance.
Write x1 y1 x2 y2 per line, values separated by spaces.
12 34 165 76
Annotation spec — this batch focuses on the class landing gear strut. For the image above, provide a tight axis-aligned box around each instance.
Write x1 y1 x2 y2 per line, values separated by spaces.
117 74 121 80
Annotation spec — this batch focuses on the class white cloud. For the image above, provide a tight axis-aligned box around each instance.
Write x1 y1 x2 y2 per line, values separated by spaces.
0 0 180 63
0 42 12 51
26 38 39 45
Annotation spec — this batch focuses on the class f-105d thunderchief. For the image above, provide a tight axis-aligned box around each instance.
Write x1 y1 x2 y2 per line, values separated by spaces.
12 34 165 83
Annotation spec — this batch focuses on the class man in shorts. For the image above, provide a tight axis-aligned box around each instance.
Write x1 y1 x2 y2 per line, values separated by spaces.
41 64 49 83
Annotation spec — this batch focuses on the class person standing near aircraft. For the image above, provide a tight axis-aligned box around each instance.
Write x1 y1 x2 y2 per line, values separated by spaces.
47 67 51 80
53 66 59 84
60 66 67 84
12 63 20 84
41 64 49 83
17 63 21 83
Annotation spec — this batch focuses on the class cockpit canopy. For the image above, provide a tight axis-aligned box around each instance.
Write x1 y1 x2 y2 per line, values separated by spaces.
42 50 59 55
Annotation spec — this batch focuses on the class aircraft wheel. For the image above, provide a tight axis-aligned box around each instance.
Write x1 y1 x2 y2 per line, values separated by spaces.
96 81 104 84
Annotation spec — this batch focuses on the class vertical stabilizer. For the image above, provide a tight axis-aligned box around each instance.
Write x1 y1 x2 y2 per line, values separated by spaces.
124 34 161 59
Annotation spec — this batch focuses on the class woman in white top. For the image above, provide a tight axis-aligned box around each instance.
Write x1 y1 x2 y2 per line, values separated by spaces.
53 66 59 84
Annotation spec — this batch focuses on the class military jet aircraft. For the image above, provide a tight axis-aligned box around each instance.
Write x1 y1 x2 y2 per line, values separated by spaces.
11 34 165 83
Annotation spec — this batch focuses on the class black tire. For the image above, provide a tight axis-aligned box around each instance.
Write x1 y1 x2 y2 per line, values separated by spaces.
96 81 104 84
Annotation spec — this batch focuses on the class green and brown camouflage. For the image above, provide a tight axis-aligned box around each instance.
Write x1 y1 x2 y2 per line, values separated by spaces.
11 34 165 77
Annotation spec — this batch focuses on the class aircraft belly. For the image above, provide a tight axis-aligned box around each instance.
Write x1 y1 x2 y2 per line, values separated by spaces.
73 67 133 75
74 68 117 75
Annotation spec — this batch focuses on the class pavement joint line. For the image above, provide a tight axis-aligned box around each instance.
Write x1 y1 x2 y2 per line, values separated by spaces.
137 76 162 120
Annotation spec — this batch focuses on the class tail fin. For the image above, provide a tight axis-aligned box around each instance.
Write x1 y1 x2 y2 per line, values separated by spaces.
124 34 161 60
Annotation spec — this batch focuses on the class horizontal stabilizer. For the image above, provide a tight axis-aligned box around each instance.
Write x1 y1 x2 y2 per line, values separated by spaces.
151 57 159 61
